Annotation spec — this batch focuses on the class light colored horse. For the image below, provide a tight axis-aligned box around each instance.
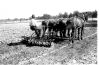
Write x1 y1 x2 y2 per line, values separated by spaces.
69 16 85 41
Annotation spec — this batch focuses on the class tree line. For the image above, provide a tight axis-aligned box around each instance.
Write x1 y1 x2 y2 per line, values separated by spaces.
32 10 97 20
0 10 97 22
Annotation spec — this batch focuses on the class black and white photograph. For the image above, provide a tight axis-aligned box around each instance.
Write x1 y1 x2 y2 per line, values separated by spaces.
0 0 98 65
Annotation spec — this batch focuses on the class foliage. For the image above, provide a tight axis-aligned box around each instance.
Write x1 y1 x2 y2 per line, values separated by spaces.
68 13 73 18
62 12 68 18
36 10 97 19
42 14 52 19
73 10 79 17
0 10 97 21
36 14 52 19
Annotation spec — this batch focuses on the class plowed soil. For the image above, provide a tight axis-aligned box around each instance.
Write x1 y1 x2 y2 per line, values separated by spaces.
0 22 97 65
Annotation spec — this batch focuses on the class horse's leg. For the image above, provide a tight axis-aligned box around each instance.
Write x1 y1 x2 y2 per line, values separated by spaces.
52 28 54 36
63 29 66 37
54 27 56 36
69 28 75 48
68 29 70 37
52 27 54 36
59 30 61 37
65 29 67 37
53 28 56 37
66 29 69 37
50 29 52 36
81 26 84 40
39 28 44 38
50 28 52 36
82 25 84 34
61 30 63 37
78 28 80 40
43 26 46 37
68 29 71 41
71 27 74 43
56 28 59 37
45 26 47 35
69 29 73 44
58 30 60 37
60 30 62 37
48 28 51 36
77 28 79 40
56 30 59 37
74 28 76 39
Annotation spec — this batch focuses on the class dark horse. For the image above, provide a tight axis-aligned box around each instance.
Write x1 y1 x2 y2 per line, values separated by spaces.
47 19 63 37
55 18 68 37
47 18 67 37
47 19 57 36
29 19 47 38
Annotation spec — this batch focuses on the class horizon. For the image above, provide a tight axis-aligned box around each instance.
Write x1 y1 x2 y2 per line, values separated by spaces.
0 0 97 19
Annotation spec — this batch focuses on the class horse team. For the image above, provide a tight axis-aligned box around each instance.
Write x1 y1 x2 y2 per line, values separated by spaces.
29 16 86 43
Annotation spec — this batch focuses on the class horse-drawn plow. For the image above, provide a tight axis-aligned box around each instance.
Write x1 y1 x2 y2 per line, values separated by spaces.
23 36 54 47
21 32 74 47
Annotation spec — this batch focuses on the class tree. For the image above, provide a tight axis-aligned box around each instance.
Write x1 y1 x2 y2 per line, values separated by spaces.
63 12 68 18
14 18 19 21
52 15 58 19
68 13 73 18
73 11 79 17
36 16 42 19
58 13 63 18
42 14 52 19
78 13 84 18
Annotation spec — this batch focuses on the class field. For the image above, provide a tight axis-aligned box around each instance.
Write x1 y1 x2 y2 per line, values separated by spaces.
0 20 97 65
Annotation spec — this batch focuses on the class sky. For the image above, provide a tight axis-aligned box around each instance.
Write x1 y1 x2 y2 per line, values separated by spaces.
0 0 98 19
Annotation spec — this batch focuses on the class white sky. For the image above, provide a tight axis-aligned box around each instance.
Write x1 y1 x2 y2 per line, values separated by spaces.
0 0 98 19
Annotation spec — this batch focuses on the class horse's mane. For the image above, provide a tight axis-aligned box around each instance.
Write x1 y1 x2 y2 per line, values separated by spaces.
70 16 85 22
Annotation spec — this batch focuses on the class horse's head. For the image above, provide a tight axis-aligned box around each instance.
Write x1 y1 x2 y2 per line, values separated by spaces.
77 13 87 22
82 14 87 22
66 18 72 25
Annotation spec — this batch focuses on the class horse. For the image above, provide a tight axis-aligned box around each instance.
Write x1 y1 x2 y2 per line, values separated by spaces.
65 18 75 43
47 18 71 38
29 19 47 38
68 16 85 41
47 18 75 43
55 18 69 37
47 19 58 36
